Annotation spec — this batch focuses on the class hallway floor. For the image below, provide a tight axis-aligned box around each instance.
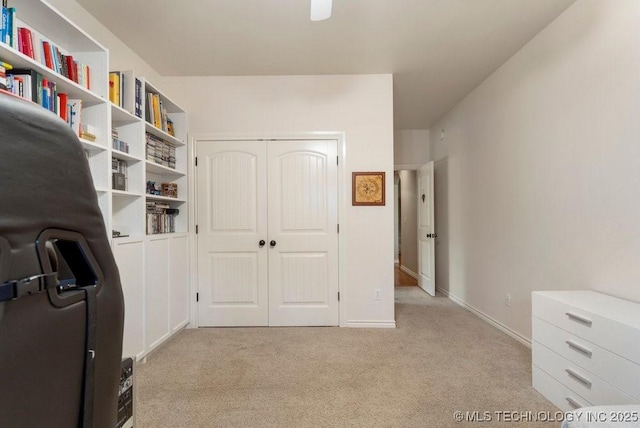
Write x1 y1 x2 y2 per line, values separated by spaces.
394 263 418 287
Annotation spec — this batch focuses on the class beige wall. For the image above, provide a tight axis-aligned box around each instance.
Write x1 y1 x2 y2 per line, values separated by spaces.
430 0 640 340
394 129 430 167
163 75 396 326
48 0 163 85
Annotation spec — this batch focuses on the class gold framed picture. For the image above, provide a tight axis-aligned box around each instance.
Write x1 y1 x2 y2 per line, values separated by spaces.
352 172 385 206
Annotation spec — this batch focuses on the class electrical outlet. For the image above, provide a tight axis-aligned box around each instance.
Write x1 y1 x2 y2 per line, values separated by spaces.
374 289 381 301
505 293 512 307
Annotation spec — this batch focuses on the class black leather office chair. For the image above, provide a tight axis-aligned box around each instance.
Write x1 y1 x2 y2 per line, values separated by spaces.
0 91 124 427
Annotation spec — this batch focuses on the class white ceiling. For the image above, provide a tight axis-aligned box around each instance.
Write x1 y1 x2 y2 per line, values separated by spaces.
77 0 576 129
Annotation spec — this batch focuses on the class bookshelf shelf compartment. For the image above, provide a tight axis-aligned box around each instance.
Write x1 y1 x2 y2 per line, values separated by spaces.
112 149 142 163
79 138 106 153
111 103 140 125
144 122 185 147
145 160 185 176
146 194 186 203
112 190 143 198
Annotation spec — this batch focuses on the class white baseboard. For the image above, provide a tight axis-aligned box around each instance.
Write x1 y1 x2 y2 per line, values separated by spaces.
437 287 531 348
344 320 396 328
399 265 419 280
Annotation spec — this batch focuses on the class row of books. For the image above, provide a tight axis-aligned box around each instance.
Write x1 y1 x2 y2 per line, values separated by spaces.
1 3 91 90
112 128 130 153
0 59 10 89
145 92 174 136
112 157 128 191
146 132 176 169
4 23 91 90
109 71 143 119
146 202 179 234
3 66 84 136
112 157 128 175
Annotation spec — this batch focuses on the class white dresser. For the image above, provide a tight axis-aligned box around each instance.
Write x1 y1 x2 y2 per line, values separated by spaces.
532 290 640 411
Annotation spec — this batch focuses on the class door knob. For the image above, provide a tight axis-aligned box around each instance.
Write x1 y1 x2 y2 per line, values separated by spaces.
426 233 438 238
270 240 277 247
426 233 431 238
422 194 425 203
259 240 266 248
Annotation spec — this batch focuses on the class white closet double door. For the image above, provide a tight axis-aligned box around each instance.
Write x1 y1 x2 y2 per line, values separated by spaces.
196 139 339 327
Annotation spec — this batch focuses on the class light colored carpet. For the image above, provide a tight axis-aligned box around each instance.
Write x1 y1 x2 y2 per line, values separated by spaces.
135 287 558 427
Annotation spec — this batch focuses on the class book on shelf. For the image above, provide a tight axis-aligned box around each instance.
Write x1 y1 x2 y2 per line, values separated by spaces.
109 71 123 107
1 5 9 46
112 128 130 153
80 123 96 142
0 59 10 90
67 98 82 136
8 7 15 49
166 118 174 137
57 92 68 122
134 78 142 118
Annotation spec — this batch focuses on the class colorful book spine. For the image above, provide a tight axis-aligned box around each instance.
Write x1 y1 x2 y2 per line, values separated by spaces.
135 78 142 118
9 8 15 49
109 72 119 105
42 41 53 69
57 93 68 121
1 6 8 46
67 98 82 136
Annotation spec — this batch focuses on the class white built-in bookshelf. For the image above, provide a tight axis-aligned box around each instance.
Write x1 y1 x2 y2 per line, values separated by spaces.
0 0 111 230
109 72 190 359
0 0 190 361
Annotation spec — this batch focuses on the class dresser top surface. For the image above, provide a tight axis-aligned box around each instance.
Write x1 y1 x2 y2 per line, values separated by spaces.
533 290 640 328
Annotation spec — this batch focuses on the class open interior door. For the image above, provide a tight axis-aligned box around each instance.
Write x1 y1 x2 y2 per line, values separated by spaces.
417 161 436 296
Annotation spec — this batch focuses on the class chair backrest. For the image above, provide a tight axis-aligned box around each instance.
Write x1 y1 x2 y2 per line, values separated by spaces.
0 91 124 427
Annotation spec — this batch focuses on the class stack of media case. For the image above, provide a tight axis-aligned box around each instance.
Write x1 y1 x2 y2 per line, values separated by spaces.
145 132 175 169
112 157 127 191
146 201 178 235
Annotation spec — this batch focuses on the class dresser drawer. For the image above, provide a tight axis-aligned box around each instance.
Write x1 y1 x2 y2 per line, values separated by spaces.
532 291 640 364
533 317 640 400
533 365 592 412
533 342 639 406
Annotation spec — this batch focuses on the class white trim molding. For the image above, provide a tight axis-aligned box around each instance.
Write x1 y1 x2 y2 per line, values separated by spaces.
345 320 396 328
399 265 418 280
437 287 531 348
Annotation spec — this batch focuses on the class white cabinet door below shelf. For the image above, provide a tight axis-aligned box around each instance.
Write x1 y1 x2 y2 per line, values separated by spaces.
170 235 190 331
146 237 170 352
113 239 145 359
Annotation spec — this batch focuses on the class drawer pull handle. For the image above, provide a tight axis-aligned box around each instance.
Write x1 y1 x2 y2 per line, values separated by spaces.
565 312 592 326
566 340 593 357
566 397 584 409
566 368 592 388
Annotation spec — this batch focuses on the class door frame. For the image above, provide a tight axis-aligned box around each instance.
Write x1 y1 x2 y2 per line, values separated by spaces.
393 162 436 297
188 132 347 328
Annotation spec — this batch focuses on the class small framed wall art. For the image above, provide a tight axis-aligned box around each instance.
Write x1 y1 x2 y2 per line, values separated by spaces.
352 172 385 206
